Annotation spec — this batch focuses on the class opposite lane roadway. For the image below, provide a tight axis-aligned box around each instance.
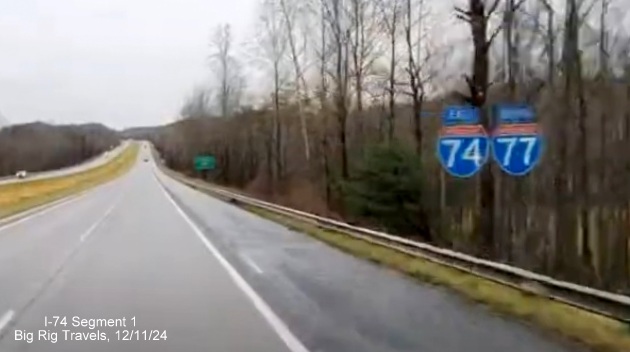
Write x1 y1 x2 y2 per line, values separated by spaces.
0 140 129 186
0 142 586 352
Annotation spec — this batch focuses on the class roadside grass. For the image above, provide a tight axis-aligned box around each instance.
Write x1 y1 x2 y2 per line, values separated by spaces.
244 206 630 352
0 144 139 219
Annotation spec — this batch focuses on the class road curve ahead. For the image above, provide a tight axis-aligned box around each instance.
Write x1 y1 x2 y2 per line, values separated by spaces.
0 141 129 186
0 143 585 352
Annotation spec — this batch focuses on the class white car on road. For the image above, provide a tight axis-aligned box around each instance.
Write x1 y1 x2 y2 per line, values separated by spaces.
15 170 28 179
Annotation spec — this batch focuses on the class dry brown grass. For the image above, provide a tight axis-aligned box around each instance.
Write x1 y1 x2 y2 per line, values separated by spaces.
0 144 139 219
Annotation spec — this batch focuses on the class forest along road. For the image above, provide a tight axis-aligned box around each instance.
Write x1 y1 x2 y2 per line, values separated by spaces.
0 140 129 186
0 143 585 352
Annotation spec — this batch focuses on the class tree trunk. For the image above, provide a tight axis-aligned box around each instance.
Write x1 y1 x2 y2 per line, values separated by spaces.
388 14 397 143
333 0 349 180
280 0 311 162
466 0 495 258
272 61 282 191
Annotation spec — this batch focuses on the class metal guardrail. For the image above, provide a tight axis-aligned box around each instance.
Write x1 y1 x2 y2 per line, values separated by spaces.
169 172 630 324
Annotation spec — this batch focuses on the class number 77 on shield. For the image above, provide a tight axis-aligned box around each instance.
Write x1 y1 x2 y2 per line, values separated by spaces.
490 104 543 176
436 106 490 178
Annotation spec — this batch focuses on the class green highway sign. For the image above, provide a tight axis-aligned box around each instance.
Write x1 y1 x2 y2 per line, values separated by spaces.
194 155 216 171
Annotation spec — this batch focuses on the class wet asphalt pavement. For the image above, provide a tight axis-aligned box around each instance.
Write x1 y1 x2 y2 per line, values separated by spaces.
0 143 585 352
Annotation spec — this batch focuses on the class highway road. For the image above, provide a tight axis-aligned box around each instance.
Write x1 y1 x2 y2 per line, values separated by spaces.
0 143 586 352
0 141 129 186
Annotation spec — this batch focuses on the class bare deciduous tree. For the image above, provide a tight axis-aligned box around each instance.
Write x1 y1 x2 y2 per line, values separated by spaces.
401 0 431 154
377 0 402 142
209 23 244 118
180 87 212 120
321 0 351 180
258 0 290 188
280 0 312 161
455 0 502 258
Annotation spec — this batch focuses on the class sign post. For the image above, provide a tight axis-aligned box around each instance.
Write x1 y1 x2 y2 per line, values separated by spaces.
436 106 489 178
491 104 543 176
194 155 216 178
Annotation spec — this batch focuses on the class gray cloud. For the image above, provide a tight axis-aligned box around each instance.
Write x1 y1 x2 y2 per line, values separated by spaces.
0 0 256 129
1 0 628 129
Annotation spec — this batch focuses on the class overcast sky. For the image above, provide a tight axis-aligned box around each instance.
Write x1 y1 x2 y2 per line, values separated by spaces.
0 0 627 130
0 0 257 130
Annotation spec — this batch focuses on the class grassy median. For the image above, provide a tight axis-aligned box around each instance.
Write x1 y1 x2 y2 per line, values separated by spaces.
245 206 630 352
0 143 139 219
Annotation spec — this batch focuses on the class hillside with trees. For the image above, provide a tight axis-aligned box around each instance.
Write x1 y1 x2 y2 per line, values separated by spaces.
139 0 630 294
0 122 120 178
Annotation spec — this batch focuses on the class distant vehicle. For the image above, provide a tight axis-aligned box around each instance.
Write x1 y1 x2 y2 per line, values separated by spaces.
15 170 28 179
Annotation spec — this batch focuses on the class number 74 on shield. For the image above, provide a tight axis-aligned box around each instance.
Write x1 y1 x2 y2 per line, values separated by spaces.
440 138 485 167
436 136 490 178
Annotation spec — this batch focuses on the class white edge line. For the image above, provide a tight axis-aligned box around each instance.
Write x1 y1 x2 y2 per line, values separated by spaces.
153 173 310 352
0 310 15 334
243 256 264 274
